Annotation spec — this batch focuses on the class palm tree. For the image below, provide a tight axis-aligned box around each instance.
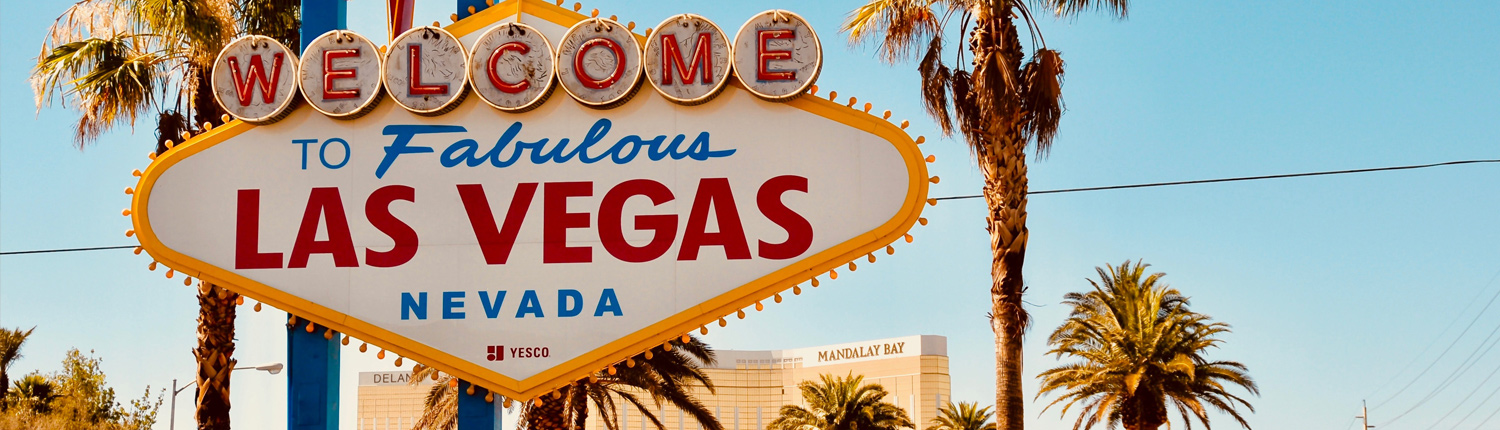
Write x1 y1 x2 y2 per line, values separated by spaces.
768 373 914 430
1036 260 1257 430
0 326 36 410
408 365 459 430
31 1 297 428
927 402 996 430
842 1 1130 427
411 335 723 430
10 374 60 414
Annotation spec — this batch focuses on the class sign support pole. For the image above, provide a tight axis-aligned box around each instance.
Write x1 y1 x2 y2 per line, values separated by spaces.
457 380 497 429
457 0 488 20
301 0 348 52
288 318 340 430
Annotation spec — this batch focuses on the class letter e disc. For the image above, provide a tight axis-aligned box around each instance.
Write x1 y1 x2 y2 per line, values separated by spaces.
733 10 821 102
645 14 731 105
300 31 384 119
470 23 556 113
384 26 469 116
556 19 643 109
212 35 300 124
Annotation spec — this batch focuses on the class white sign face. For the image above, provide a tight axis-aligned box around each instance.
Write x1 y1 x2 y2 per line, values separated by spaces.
469 23 555 113
213 36 300 124
384 27 469 115
644 14 732 105
300 31 384 119
134 2 926 401
733 10 821 101
556 18 642 108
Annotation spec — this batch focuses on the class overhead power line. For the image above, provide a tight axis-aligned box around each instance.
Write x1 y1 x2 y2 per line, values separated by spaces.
0 245 137 256
2 158 1498 257
934 158 1500 201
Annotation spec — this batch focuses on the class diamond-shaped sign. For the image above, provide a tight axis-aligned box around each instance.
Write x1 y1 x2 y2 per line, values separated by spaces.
130 0 928 400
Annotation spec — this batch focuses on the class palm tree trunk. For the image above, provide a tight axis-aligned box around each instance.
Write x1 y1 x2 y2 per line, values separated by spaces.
986 137 1029 430
194 282 239 430
970 2 1030 428
526 390 569 430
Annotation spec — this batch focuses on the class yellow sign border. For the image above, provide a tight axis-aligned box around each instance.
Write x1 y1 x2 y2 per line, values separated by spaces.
132 0 929 401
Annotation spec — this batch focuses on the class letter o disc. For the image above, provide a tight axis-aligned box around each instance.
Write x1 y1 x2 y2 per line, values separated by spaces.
644 14 732 105
469 23 556 113
299 30 384 119
212 35 300 124
384 26 469 116
733 10 821 102
556 18 643 109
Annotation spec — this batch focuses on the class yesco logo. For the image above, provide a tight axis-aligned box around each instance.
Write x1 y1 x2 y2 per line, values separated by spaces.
211 10 821 124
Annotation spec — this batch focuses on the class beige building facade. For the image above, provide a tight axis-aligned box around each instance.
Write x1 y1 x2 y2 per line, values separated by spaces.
588 335 950 430
357 370 436 430
355 335 950 430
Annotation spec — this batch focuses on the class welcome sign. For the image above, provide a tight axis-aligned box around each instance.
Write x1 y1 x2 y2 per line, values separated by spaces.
129 0 929 400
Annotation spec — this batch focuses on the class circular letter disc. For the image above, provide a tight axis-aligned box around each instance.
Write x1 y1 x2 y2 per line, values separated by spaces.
469 23 556 113
732 10 822 102
644 14 732 105
556 18 643 109
299 30 384 119
212 35 300 124
384 26 469 116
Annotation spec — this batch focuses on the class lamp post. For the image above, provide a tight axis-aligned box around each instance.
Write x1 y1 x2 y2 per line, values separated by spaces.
169 363 283 430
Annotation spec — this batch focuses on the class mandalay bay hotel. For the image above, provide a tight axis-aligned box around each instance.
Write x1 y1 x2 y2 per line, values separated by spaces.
356 335 951 430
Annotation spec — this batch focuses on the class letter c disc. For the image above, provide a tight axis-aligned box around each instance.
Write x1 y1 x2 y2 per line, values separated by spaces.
469 23 556 113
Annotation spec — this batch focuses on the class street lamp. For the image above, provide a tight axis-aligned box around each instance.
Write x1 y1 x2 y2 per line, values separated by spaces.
169 362 283 430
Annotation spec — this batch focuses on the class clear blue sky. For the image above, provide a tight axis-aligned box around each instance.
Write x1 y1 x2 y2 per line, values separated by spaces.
3 1 1499 429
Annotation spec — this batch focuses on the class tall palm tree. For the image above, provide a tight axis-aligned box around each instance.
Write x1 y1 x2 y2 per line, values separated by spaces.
0 326 36 410
842 1 1129 428
927 402 996 430
411 335 723 430
31 1 297 428
768 373 914 430
1037 260 1257 430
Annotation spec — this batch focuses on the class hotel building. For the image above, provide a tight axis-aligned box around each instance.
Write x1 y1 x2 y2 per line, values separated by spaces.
357 370 436 430
356 335 950 430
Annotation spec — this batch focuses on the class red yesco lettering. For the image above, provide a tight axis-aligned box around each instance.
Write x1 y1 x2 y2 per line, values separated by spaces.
322 48 362 100
227 53 286 106
457 176 812 265
575 38 626 90
487 42 532 94
660 33 714 85
756 30 795 81
407 44 450 95
234 186 420 269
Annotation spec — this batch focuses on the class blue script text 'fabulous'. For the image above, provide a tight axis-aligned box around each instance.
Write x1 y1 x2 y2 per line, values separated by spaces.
375 118 737 178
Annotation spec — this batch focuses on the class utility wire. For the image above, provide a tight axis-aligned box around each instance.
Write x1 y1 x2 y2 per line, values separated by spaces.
1374 269 1500 410
933 158 1500 201
3 158 1498 256
0 245 136 256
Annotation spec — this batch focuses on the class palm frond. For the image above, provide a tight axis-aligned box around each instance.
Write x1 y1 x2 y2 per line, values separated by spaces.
1033 0 1129 19
843 0 943 63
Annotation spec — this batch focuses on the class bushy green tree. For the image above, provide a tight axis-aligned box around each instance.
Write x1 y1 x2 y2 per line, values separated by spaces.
1 348 161 430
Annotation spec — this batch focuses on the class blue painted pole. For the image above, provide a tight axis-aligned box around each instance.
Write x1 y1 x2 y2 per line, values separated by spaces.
457 380 497 430
288 317 340 430
457 0 489 20
301 0 348 52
